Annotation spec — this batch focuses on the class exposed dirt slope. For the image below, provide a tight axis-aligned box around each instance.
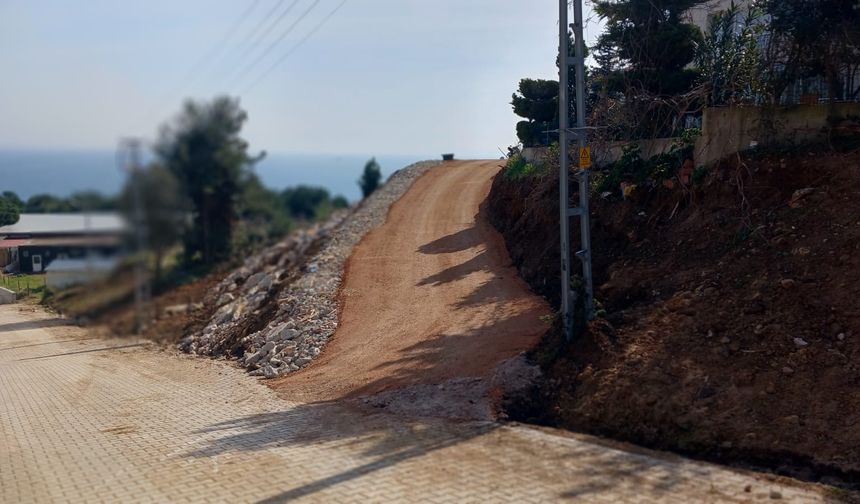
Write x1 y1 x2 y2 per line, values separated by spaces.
488 147 860 488
274 160 552 402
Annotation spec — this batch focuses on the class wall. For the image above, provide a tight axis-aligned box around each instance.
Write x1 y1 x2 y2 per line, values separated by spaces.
0 287 15 304
522 147 549 164
599 103 860 167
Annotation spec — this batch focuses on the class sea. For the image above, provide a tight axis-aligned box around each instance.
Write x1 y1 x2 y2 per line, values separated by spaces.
0 149 429 202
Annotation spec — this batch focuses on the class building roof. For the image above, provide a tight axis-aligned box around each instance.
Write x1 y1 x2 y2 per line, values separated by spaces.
0 213 127 236
45 257 119 272
0 236 122 248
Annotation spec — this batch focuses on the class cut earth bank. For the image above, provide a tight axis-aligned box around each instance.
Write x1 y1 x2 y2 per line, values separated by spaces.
487 146 860 490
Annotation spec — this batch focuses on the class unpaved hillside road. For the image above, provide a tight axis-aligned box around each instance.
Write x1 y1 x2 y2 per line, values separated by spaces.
0 305 833 503
276 160 551 401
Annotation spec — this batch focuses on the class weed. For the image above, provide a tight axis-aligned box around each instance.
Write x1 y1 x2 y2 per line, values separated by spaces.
692 165 708 186
504 153 548 179
598 128 701 192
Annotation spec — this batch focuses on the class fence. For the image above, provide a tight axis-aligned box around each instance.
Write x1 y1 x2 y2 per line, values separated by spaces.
0 274 47 300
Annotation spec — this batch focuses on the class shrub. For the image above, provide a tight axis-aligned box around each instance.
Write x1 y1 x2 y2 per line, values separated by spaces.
599 128 700 192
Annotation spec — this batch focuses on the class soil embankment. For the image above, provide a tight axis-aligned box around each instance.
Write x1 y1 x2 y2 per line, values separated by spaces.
488 147 860 488
274 160 552 403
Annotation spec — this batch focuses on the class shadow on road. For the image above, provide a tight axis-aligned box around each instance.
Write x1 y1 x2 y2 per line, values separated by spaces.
184 399 717 503
417 226 483 254
15 343 145 361
185 401 497 503
0 338 98 351
0 318 70 334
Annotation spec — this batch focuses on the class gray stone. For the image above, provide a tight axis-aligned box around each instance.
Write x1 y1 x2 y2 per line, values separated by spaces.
216 293 235 307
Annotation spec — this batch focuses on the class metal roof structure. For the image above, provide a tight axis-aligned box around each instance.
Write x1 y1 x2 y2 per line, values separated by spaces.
0 213 128 237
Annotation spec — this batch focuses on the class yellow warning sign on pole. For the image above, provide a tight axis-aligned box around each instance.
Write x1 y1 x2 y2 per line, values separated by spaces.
579 147 591 168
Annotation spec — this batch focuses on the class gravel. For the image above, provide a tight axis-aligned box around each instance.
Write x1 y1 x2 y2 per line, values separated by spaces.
180 160 441 377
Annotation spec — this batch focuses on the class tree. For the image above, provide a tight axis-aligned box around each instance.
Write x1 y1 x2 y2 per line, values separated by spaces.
331 195 349 209
120 164 185 282
757 0 860 102
593 0 706 96
67 191 118 212
235 171 291 252
280 186 331 220
358 158 382 198
2 192 23 211
0 192 21 226
696 2 763 106
24 194 73 213
155 96 258 266
512 79 558 147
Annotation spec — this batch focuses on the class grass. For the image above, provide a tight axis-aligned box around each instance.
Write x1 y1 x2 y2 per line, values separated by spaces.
0 273 47 297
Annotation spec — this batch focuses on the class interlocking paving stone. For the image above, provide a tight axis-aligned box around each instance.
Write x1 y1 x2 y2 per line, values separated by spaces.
0 305 837 503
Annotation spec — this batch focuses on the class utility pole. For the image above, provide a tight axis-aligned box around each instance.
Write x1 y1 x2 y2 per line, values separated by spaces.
559 0 595 339
118 138 151 335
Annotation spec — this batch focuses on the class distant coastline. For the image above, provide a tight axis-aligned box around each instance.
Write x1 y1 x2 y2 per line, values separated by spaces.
0 149 426 202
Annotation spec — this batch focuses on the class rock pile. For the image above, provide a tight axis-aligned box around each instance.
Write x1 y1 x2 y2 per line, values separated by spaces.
180 161 440 378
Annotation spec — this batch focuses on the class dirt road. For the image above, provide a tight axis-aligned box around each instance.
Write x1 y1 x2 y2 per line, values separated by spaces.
276 160 552 401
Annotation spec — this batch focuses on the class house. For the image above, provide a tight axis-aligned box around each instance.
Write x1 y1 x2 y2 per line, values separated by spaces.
685 0 751 33
0 213 128 274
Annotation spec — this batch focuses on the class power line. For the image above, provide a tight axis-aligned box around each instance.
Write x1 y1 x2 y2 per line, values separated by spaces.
230 0 299 73
130 0 263 132
243 0 347 94
194 0 264 76
229 0 323 90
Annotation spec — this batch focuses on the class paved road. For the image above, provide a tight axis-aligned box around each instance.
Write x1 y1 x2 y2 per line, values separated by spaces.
0 295 837 501
277 160 552 401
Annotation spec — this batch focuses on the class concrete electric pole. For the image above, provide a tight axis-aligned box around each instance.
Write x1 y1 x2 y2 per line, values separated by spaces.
559 0 595 339
118 138 151 335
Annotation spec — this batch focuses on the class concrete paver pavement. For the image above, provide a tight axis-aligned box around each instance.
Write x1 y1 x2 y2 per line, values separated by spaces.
0 304 837 503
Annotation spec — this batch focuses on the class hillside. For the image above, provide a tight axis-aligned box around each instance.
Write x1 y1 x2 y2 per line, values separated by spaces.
488 145 860 489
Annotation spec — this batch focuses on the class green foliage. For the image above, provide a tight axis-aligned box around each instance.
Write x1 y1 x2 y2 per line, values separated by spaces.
691 165 708 186
24 194 73 213
0 192 22 226
511 79 557 122
66 191 118 211
503 151 550 180
599 128 700 192
696 2 763 105
512 78 558 147
332 195 349 209
155 96 256 267
235 176 350 255
23 191 117 214
234 171 292 255
593 0 706 96
358 158 382 198
281 186 331 220
119 164 185 281
0 274 46 298
756 0 860 101
2 191 23 210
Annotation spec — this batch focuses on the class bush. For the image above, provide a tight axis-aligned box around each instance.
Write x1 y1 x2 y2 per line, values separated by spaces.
504 154 538 179
332 195 349 209
598 128 700 192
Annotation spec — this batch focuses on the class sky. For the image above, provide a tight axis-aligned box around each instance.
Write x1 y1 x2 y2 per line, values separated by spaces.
0 0 603 159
